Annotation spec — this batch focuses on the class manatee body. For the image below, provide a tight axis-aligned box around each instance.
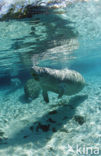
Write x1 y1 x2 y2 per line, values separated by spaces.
32 66 85 103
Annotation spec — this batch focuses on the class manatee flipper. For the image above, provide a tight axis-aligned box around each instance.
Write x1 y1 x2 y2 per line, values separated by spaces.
58 85 64 99
42 89 49 103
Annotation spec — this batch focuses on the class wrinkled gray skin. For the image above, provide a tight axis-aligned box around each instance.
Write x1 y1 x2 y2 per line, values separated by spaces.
32 66 85 103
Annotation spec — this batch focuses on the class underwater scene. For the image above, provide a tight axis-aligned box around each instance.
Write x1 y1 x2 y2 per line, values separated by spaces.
0 0 101 155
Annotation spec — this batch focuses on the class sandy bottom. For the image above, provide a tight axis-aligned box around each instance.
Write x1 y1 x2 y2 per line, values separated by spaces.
0 74 101 156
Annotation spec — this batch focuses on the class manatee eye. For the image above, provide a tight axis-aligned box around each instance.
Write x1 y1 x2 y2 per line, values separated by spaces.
32 73 39 81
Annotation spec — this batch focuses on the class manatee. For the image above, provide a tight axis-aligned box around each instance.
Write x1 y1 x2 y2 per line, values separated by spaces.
31 66 85 103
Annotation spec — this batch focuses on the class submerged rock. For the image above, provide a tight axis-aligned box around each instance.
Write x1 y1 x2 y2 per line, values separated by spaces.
36 122 50 132
74 115 85 125
24 78 40 100
49 110 58 115
47 118 56 123
23 135 29 139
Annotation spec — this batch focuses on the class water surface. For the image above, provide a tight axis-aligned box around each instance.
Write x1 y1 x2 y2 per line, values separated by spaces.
0 0 101 155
